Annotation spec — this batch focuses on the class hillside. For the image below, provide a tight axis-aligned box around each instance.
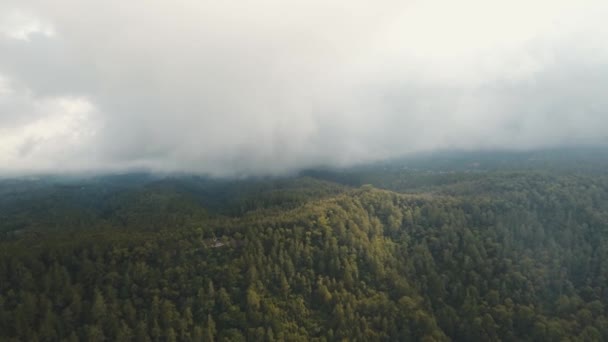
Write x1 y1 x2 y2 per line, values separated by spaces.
1 159 608 341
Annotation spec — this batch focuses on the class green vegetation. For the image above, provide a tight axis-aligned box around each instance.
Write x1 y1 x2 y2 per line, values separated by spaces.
1 151 608 341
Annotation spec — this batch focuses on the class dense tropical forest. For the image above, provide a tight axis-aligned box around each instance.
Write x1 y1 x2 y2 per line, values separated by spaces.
1 149 608 341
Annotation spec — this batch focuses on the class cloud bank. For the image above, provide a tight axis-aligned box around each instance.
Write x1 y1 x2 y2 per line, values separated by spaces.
1 0 607 176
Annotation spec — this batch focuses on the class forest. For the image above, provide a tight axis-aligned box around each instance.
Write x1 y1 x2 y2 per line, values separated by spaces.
1 150 608 341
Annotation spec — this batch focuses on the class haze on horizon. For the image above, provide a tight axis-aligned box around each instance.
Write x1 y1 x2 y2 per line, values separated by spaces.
1 0 607 176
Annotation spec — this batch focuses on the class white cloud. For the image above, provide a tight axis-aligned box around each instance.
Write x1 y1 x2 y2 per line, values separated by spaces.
0 0 607 175
0 75 98 172
0 10 54 41
0 74 12 96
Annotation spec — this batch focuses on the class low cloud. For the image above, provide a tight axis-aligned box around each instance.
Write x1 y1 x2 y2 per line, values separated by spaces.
0 0 607 176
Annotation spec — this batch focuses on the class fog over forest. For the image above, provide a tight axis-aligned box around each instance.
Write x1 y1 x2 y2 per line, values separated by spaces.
1 0 608 176
3 3 608 340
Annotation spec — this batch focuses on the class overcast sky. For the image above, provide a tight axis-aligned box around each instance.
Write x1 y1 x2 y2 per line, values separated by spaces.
1 0 607 176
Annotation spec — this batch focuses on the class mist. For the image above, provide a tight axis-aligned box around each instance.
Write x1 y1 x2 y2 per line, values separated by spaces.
1 0 608 176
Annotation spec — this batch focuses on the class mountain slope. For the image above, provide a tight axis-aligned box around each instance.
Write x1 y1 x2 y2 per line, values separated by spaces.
1 178 607 341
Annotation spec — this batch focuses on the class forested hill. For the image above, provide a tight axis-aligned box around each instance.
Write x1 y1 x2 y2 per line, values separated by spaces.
1 152 608 341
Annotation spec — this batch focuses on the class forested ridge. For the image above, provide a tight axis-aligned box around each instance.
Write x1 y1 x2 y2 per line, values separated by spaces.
1 154 608 341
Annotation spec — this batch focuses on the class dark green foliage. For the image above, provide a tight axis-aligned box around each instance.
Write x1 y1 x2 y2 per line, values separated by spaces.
1 151 608 341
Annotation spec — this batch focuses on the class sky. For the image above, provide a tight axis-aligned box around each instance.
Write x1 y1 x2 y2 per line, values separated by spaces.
1 0 607 176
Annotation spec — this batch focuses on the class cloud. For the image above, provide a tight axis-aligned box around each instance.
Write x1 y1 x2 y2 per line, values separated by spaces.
0 76 98 172
0 9 54 41
0 0 607 175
